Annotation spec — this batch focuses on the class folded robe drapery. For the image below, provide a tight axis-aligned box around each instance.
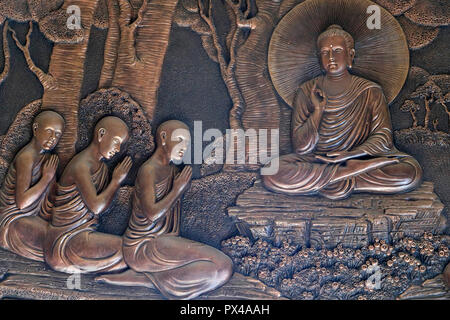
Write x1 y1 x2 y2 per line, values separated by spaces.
44 162 126 274
0 154 53 261
263 75 422 199
123 166 232 300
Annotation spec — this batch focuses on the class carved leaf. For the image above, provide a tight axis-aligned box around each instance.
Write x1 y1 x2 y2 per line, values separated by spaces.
398 16 439 51
27 0 64 22
400 100 420 113
0 0 32 22
39 8 85 44
404 0 450 27
372 0 417 16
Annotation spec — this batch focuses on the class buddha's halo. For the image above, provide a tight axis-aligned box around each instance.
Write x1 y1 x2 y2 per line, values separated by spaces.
268 0 409 107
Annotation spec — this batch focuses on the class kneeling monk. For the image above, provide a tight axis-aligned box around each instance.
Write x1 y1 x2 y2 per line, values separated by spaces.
97 120 233 300
0 111 64 261
44 116 132 274
262 25 422 200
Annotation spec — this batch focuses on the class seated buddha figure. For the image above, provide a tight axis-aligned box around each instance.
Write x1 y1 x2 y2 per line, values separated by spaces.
96 120 233 300
44 116 132 274
0 111 64 261
262 25 422 200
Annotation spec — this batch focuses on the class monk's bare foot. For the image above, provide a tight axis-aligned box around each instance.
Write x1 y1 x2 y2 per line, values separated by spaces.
95 269 156 290
332 157 399 183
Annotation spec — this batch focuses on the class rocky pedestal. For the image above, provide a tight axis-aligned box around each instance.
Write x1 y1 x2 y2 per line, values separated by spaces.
228 181 446 249
399 275 450 300
0 248 285 300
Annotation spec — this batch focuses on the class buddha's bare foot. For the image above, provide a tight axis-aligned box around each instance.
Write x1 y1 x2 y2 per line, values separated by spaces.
332 157 399 183
95 269 156 290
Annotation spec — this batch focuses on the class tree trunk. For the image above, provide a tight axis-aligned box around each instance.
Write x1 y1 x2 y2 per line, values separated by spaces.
424 98 431 129
440 101 450 127
410 110 417 128
236 1 293 158
0 21 10 85
111 0 179 122
42 0 102 167
99 0 120 88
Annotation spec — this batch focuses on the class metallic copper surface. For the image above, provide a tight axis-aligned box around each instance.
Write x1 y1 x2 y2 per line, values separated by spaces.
0 111 64 261
96 120 233 300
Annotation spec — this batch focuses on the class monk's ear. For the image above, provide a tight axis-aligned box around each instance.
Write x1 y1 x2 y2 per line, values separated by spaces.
160 131 167 146
98 128 106 142
32 123 39 136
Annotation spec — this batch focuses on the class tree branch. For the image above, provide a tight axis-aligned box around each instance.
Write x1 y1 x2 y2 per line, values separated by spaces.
197 0 228 73
118 0 132 27
117 0 148 65
225 0 254 29
0 21 10 85
244 0 252 18
424 98 431 129
99 0 120 88
197 0 246 130
225 0 243 73
224 0 247 128
9 22 56 90
130 0 148 31
440 101 450 119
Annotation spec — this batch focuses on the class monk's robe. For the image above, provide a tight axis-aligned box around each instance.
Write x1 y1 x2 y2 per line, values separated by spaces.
44 163 126 274
263 75 422 200
0 154 53 261
123 166 233 300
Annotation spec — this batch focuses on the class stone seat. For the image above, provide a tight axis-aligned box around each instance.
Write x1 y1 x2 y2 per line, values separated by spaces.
228 181 446 249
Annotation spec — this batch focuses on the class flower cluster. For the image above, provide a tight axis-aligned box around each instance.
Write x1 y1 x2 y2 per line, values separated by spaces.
221 233 450 300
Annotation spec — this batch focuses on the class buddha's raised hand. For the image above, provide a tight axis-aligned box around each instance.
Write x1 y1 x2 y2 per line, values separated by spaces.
310 81 327 112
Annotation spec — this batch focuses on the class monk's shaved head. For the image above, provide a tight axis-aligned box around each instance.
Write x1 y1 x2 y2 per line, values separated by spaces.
156 120 189 145
32 110 65 151
93 116 130 160
94 116 129 141
33 110 65 128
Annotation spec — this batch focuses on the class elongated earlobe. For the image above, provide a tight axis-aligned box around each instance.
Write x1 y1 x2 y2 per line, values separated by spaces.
349 48 355 69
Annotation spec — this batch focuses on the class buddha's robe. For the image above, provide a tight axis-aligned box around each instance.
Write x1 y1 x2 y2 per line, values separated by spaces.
0 154 53 261
263 75 422 199
123 166 233 300
44 163 126 274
